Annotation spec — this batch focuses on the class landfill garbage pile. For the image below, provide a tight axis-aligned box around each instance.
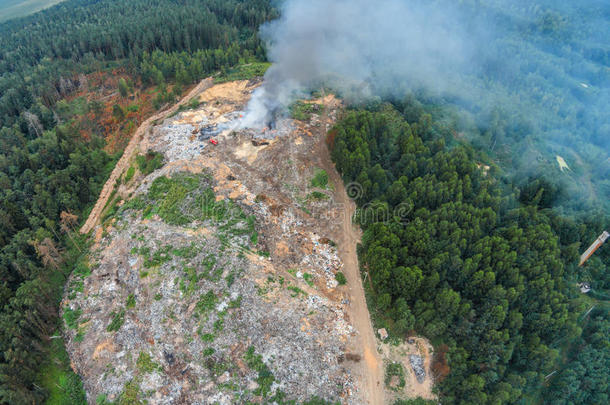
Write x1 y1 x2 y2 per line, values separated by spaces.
63 80 371 404
409 355 426 384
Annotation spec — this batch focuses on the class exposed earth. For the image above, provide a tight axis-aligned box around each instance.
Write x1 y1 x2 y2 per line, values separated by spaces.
65 79 435 404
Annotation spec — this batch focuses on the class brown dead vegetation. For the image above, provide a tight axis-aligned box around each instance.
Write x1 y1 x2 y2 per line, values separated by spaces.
432 344 451 382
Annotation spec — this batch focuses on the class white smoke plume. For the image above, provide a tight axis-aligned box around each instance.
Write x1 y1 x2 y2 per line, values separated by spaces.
240 0 474 128
239 0 610 211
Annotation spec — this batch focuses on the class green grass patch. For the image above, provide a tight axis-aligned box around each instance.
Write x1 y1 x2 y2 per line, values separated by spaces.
392 399 438 405
136 151 164 176
199 331 215 342
122 173 258 249
308 191 329 201
287 285 307 298
225 272 236 288
123 165 136 183
244 346 276 398
385 362 406 391
107 308 126 332
310 169 329 188
289 100 321 121
213 318 224 332
96 394 111 404
172 243 199 259
100 191 121 224
136 351 160 373
228 296 242 309
117 378 142 405
214 62 271 83
126 104 140 113
34 233 94 404
38 338 86 405
177 97 202 112
63 306 82 330
75 327 86 342
335 272 347 285
143 245 173 268
303 273 315 287
196 290 218 315
181 265 208 295
126 293 136 308
73 260 91 278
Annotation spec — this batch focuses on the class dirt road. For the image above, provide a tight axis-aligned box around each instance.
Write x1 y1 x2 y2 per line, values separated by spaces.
317 132 385 404
80 78 213 234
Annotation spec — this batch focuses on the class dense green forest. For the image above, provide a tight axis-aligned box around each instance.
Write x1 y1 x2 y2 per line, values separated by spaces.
0 1 275 403
330 103 609 404
1 0 608 403
544 306 609 404
369 0 610 214
328 4 610 400
0 0 273 130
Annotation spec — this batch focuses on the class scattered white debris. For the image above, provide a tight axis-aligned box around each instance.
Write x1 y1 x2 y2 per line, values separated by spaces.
216 301 228 312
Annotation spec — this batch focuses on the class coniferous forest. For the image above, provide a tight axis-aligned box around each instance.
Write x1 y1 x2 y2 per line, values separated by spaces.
0 1 274 403
330 104 609 404
0 0 608 404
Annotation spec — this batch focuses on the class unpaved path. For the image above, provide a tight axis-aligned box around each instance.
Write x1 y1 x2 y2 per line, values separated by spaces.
80 78 213 234
317 127 385 404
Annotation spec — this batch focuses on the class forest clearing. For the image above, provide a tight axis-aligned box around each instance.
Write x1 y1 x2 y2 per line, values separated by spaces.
65 79 435 403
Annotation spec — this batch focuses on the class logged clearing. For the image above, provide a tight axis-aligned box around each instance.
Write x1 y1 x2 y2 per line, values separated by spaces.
68 78 432 403
80 78 214 235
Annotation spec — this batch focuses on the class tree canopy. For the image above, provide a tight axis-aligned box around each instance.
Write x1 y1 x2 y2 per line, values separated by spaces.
331 104 608 404
0 0 276 402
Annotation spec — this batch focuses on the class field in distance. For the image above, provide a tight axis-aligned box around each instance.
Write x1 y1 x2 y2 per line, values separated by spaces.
0 0 65 22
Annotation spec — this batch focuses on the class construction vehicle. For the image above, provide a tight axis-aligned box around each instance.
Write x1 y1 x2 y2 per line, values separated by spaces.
579 231 609 266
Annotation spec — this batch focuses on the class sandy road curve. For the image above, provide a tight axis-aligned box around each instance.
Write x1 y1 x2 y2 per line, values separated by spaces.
317 128 385 403
80 78 214 234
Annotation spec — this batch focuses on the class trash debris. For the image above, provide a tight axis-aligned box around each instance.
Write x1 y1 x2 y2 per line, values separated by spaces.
63 80 363 404
200 124 221 139
251 138 270 147
409 354 426 383
378 328 388 341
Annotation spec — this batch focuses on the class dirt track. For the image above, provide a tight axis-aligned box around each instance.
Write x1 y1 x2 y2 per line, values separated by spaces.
80 78 213 234
317 121 385 404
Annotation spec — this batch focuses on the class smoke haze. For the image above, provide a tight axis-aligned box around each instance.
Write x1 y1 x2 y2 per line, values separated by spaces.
241 0 474 128
242 0 609 211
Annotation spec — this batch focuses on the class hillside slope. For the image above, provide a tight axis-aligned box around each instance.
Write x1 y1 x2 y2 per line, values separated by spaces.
63 80 405 403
